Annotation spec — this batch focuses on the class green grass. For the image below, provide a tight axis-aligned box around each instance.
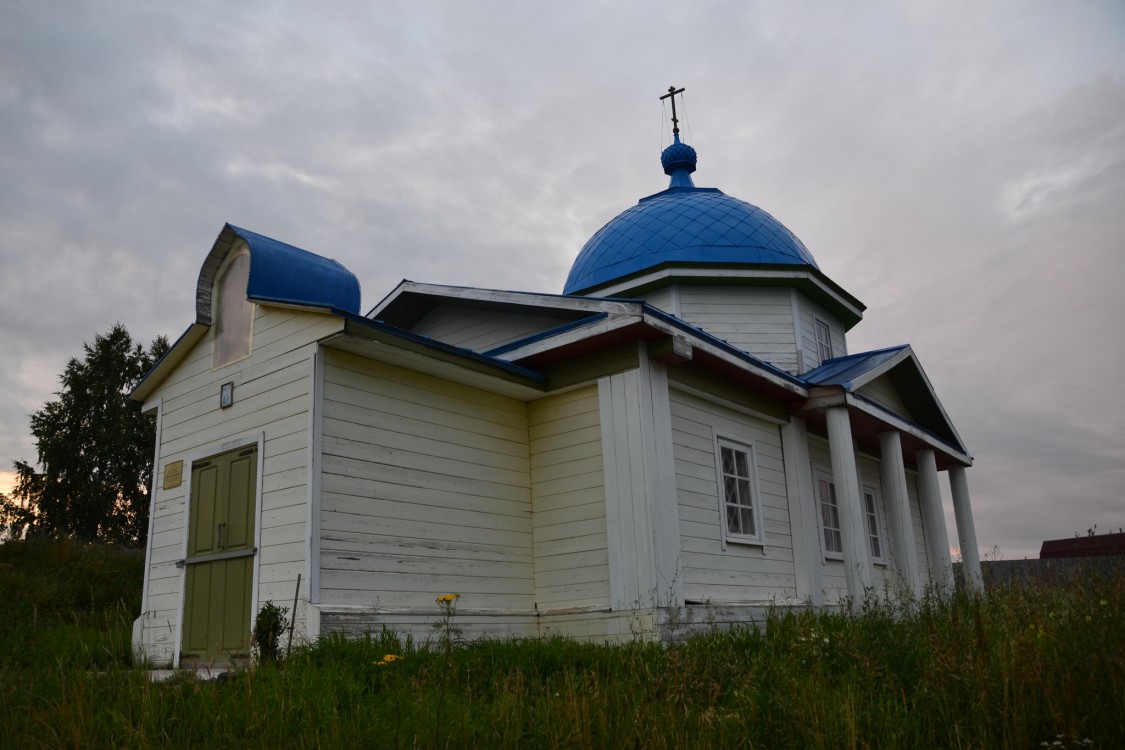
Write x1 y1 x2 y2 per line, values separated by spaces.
0 539 1121 749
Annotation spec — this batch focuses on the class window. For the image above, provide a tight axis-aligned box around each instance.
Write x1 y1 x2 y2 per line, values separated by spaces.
214 250 253 368
815 318 833 363
816 475 843 556
862 487 886 563
715 438 762 544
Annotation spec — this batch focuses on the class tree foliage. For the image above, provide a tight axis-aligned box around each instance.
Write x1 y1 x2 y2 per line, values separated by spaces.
0 324 168 546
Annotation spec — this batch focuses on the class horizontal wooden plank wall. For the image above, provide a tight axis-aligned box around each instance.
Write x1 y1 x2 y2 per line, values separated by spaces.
410 303 577 353
528 385 611 612
318 349 536 630
640 286 676 314
139 306 342 665
857 374 914 420
677 286 800 372
669 388 797 604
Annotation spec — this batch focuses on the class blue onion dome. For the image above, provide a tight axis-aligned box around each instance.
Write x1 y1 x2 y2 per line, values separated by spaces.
564 139 819 295
660 133 697 187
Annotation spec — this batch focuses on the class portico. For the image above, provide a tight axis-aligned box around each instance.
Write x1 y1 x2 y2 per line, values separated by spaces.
793 352 982 609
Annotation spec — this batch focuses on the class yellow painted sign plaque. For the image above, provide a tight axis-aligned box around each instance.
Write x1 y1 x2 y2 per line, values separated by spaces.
163 460 184 489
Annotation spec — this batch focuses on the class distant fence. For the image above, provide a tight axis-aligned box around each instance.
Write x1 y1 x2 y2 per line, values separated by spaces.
955 557 1125 588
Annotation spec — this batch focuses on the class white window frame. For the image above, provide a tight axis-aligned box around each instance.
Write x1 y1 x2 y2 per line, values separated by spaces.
814 318 833 364
713 434 765 546
814 468 843 560
862 484 888 565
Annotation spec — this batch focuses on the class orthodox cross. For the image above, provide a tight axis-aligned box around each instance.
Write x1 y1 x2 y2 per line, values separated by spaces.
660 85 686 135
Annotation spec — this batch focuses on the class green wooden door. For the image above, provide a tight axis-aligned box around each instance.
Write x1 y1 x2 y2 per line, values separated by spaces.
181 446 257 666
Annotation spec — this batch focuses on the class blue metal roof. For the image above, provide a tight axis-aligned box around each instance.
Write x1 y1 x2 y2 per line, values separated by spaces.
229 224 361 314
564 140 819 295
801 345 909 389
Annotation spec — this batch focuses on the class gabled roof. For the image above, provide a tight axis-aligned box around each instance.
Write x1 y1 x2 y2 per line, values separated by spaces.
195 224 361 324
802 345 910 388
803 345 967 454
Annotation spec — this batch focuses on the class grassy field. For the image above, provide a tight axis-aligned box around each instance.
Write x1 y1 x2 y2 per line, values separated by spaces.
0 539 1121 749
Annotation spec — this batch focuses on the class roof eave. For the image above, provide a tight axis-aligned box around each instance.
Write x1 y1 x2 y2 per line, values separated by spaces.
571 263 866 329
131 323 209 405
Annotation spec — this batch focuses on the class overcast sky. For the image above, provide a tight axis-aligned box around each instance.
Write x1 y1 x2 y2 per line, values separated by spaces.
1 1 1122 559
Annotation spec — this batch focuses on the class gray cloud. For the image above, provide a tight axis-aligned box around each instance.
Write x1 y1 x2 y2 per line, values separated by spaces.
2 0 1123 559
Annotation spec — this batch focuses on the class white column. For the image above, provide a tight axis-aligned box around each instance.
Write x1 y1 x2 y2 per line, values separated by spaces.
879 431 922 600
949 466 983 595
781 416 822 606
916 448 954 596
826 405 873 613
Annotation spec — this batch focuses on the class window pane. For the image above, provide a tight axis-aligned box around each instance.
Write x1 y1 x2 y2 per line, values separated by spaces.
742 507 756 537
819 478 843 554
864 491 883 559
726 504 741 535
736 478 751 506
829 529 842 553
734 451 749 477
719 443 758 539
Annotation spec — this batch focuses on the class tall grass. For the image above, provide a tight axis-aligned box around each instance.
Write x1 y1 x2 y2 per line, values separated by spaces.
0 539 1121 749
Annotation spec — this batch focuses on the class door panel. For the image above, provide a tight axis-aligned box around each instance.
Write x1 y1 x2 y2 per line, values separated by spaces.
181 446 257 665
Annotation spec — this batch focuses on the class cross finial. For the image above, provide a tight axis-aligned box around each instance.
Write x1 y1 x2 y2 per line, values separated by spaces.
660 85 686 135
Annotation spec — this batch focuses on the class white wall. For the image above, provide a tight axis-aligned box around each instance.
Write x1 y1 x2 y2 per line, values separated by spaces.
857 374 913 419
529 385 611 611
318 349 536 617
138 306 341 664
669 388 796 603
677 286 800 372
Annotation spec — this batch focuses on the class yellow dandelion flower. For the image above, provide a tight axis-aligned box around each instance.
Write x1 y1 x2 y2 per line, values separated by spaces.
383 654 401 662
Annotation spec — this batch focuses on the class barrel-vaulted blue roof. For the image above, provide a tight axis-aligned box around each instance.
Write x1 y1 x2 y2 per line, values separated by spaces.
195 224 361 324
564 136 819 295
233 225 361 313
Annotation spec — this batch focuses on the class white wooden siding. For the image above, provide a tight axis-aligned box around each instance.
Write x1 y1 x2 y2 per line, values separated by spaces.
640 286 676 314
857 374 913 420
409 304 578 353
798 296 848 368
318 349 535 611
669 388 796 603
138 305 342 664
676 286 800 372
529 386 610 610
